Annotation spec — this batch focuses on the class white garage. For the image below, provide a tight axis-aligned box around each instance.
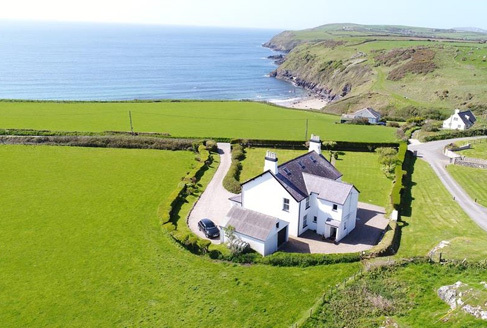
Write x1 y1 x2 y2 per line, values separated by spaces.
221 206 288 256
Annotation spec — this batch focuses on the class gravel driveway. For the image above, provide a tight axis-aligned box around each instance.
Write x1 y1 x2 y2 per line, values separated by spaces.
187 143 236 244
409 136 487 232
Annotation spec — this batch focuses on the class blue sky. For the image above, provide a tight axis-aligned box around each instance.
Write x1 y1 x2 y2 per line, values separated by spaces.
0 0 485 30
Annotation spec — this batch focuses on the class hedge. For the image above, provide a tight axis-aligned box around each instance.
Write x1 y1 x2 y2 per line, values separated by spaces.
231 138 399 152
260 252 361 267
423 128 487 142
364 221 400 257
390 142 408 211
0 135 197 151
222 144 245 194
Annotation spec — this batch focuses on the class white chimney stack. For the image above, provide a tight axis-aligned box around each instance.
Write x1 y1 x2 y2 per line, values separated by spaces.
455 109 460 114
264 151 278 174
309 134 322 154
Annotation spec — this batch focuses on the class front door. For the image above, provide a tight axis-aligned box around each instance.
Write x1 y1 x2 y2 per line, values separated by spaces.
278 226 288 247
329 227 337 241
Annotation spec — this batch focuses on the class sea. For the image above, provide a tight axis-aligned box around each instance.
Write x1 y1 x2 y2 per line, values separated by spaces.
0 21 305 101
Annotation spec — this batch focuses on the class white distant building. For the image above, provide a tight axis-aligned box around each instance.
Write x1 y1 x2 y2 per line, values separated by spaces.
443 109 477 130
221 135 360 256
341 107 381 124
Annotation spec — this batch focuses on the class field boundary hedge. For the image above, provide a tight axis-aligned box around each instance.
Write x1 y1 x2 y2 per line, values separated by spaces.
231 138 399 152
423 128 487 142
0 135 198 151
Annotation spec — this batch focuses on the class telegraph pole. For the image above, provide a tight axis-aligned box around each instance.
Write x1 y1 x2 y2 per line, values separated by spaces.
129 111 134 135
305 119 309 140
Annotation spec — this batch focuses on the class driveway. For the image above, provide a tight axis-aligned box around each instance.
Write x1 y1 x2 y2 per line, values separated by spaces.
408 136 487 232
188 143 236 244
280 202 389 254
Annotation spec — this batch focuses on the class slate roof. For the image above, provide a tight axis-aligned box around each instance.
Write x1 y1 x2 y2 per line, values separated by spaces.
457 110 477 128
302 173 356 205
224 206 280 241
274 151 343 202
354 107 381 119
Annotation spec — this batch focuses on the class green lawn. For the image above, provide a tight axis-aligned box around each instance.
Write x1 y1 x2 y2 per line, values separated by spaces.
304 262 487 328
0 101 397 142
0 145 358 327
457 140 487 160
239 148 392 207
447 165 487 207
396 160 487 260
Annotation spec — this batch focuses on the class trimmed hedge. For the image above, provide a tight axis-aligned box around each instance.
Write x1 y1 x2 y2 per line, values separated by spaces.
365 221 400 257
222 144 245 194
0 135 197 151
231 138 399 152
260 252 361 267
423 128 487 142
390 142 408 211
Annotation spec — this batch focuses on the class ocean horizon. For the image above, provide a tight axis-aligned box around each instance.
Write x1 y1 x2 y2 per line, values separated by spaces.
0 21 305 101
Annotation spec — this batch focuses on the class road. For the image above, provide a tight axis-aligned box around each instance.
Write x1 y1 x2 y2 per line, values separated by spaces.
408 136 487 232
187 143 236 244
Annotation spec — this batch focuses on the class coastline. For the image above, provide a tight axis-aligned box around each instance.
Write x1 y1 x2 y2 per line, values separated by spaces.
268 96 328 110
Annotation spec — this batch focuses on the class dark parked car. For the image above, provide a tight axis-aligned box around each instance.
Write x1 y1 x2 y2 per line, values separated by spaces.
198 218 220 239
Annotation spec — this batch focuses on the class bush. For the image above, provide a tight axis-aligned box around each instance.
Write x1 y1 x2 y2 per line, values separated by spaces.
261 252 361 267
387 122 400 128
231 139 399 152
365 221 399 257
222 144 246 193
349 117 370 125
390 143 408 211
423 128 487 142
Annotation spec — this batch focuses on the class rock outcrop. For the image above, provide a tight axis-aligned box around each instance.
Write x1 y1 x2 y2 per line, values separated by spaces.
438 281 487 320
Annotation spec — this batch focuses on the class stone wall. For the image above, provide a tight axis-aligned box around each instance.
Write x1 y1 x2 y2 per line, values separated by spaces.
454 156 487 169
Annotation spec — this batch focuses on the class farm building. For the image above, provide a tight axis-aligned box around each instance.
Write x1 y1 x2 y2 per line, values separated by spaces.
442 109 477 130
340 107 381 124
222 135 359 256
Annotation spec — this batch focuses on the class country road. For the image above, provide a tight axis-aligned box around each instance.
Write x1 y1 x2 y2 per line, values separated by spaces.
408 136 487 232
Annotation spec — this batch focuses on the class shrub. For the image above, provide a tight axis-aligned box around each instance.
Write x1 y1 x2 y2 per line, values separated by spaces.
204 139 218 152
261 252 361 267
222 144 246 193
387 122 400 128
406 116 425 125
376 147 399 179
350 117 370 125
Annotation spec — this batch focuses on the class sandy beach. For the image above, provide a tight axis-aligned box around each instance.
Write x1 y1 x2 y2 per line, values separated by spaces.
270 96 328 110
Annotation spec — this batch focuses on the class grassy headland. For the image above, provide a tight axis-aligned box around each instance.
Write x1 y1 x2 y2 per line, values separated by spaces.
265 24 487 119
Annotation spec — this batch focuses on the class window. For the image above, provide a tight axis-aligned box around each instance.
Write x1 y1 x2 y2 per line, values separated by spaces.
332 204 338 211
453 117 458 121
344 221 347 230
283 198 290 212
276 222 279 229
305 197 310 209
303 215 308 228
313 216 317 223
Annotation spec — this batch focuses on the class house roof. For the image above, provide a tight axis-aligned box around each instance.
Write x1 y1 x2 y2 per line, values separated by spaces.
303 173 356 205
223 206 280 241
354 107 381 119
274 151 343 202
457 110 477 127
229 194 242 204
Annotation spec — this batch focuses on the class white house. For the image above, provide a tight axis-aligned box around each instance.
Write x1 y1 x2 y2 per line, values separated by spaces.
341 107 381 124
443 109 477 130
222 134 360 256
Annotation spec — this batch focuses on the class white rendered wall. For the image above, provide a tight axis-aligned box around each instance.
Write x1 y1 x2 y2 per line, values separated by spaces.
242 173 300 237
443 114 466 130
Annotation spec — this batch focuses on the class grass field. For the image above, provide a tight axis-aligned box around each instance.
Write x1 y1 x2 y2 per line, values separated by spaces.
0 101 397 142
304 262 487 328
447 165 487 207
456 139 487 159
396 160 487 260
0 145 359 327
239 148 392 207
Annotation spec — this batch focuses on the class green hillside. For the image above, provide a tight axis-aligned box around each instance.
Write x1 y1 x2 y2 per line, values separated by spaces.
265 24 487 119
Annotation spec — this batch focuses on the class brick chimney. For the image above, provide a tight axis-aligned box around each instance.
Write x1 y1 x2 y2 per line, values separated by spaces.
309 134 322 154
264 151 278 174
